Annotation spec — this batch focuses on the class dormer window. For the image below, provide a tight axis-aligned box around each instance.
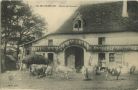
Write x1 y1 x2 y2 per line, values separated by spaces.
73 12 83 31
74 20 81 29
73 19 83 31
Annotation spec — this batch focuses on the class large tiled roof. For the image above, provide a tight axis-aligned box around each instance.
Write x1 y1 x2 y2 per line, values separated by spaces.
22 1 138 46
53 1 138 34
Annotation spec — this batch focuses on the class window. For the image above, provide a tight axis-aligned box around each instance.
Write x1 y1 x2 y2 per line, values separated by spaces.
73 19 83 31
74 20 81 28
98 53 105 61
98 37 105 45
48 39 53 46
109 53 115 62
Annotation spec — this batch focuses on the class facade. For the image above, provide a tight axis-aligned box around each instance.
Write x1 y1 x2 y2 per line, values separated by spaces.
23 1 138 72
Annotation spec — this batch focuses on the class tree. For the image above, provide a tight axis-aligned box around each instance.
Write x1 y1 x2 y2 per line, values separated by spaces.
1 1 16 71
1 1 47 62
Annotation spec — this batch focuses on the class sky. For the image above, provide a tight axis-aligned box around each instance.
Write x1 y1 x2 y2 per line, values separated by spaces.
23 0 124 33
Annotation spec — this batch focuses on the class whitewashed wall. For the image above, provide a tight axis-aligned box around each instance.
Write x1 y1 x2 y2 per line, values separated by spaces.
57 52 65 65
32 32 138 46
31 32 138 70
123 52 138 70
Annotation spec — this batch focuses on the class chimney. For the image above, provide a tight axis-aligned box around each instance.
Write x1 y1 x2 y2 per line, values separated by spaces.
122 0 128 17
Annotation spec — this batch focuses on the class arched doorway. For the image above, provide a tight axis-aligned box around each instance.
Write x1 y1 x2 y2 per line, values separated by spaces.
65 46 84 70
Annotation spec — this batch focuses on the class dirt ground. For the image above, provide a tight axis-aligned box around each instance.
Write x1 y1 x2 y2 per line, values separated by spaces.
0 70 138 90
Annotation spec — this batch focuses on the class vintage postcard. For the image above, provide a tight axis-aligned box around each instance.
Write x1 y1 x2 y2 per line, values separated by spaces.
0 0 138 90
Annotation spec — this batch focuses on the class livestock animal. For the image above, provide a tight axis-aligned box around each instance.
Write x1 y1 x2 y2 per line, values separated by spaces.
129 65 136 80
106 66 122 80
55 65 74 79
45 65 53 76
54 59 75 79
130 65 136 75
29 64 47 77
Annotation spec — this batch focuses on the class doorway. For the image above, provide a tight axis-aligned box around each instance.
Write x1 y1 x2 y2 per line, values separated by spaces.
65 46 84 69
48 53 54 64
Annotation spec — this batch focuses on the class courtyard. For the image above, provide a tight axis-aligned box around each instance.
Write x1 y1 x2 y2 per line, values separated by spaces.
0 70 138 90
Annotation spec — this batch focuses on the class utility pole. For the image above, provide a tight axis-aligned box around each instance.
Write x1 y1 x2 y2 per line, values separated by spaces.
0 1 2 73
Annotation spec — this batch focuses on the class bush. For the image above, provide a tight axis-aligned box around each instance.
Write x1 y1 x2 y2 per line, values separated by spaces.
22 54 49 66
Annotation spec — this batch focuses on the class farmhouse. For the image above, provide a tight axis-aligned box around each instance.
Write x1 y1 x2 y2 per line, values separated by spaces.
22 1 138 72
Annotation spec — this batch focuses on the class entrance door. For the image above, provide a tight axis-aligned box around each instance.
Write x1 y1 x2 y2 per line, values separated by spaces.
48 53 54 64
98 53 106 67
65 46 84 69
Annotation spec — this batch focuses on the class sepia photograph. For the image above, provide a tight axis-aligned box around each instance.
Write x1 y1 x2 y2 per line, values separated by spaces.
0 0 138 90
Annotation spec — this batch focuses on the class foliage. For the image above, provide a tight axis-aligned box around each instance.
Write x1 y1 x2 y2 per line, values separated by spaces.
1 1 47 60
2 1 46 44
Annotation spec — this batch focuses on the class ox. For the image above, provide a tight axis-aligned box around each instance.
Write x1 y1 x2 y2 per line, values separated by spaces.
45 65 53 76
106 66 122 80
29 64 47 78
55 65 74 79
129 65 136 80
130 65 136 75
